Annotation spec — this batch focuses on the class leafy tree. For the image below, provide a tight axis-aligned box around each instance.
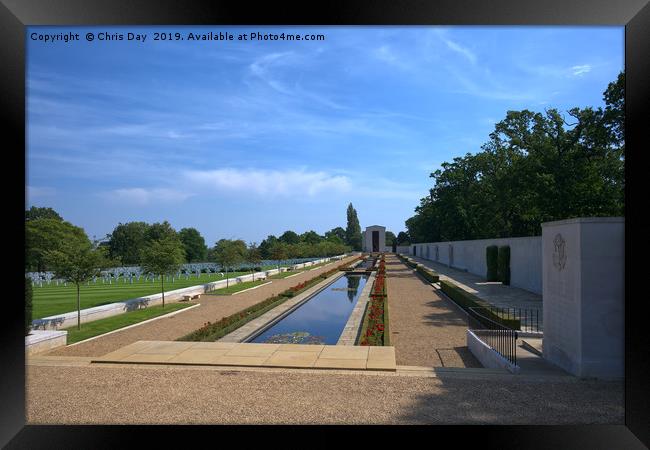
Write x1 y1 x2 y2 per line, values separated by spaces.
269 242 289 271
140 237 186 308
25 206 62 222
26 218 88 272
405 73 625 242
179 228 208 262
107 222 150 265
247 242 263 281
300 230 323 245
258 235 278 259
385 231 396 246
212 239 247 287
345 203 362 251
325 227 346 244
144 221 178 243
45 236 106 329
396 232 411 246
279 230 300 245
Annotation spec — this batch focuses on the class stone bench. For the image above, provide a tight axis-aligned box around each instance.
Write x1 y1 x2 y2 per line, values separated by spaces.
182 293 201 301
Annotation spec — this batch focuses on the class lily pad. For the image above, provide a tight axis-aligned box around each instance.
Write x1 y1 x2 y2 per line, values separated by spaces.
263 331 326 345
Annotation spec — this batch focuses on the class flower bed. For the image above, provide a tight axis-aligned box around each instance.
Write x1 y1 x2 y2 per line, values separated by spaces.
357 256 390 346
357 293 389 346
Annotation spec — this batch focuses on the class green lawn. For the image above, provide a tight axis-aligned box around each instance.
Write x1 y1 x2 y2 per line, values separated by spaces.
204 279 270 295
63 302 194 344
33 271 254 319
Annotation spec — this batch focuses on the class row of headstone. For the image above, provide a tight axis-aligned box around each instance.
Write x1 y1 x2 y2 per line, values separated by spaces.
25 257 324 287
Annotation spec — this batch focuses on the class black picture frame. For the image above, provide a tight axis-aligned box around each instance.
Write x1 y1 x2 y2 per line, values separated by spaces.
2 0 648 448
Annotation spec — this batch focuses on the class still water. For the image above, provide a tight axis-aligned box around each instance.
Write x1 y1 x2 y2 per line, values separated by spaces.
250 274 369 345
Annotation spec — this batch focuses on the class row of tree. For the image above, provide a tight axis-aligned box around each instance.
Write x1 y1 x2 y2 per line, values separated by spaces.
24 203 362 330
25 202 367 273
405 72 625 243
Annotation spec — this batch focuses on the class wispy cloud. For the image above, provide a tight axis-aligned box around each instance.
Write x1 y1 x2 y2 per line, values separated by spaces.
571 64 592 76
102 188 193 206
440 37 477 65
184 168 352 197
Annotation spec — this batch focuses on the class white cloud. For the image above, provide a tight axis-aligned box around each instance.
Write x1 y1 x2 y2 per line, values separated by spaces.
104 188 193 206
571 64 592 76
184 168 352 197
441 37 477 64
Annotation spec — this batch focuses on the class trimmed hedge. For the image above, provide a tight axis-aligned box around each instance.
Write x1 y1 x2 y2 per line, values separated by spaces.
439 280 520 329
498 245 511 285
416 265 439 283
486 245 498 281
25 278 32 336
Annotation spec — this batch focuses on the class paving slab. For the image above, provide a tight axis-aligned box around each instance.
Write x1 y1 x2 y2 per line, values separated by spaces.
314 358 367 370
168 349 231 364
91 340 396 371
225 343 280 357
263 351 320 368
319 346 369 360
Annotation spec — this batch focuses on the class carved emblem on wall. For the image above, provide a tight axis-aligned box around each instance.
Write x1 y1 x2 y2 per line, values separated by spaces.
553 233 567 270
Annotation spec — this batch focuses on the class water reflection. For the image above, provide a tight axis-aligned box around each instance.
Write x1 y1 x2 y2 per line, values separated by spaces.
251 274 368 345
347 276 360 302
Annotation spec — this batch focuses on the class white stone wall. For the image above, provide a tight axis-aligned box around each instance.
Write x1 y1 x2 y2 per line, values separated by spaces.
542 217 624 378
410 236 542 294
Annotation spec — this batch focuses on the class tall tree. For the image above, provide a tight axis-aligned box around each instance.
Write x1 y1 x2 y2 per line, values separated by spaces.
212 239 246 288
325 227 346 243
26 218 88 272
405 72 625 242
45 236 106 329
247 242 263 281
269 242 289 272
144 221 178 243
385 231 396 246
278 230 300 245
396 231 411 246
258 235 278 259
300 230 323 245
178 228 208 262
107 222 150 266
345 203 362 251
140 237 186 308
25 206 62 222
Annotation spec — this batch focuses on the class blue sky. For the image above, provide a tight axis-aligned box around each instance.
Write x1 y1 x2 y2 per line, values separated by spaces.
26 26 624 245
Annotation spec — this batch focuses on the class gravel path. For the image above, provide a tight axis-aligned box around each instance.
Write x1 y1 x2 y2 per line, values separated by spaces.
46 256 357 357
25 364 623 424
386 254 481 367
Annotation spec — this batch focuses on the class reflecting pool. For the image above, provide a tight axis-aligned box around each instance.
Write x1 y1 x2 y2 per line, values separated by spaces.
249 274 369 345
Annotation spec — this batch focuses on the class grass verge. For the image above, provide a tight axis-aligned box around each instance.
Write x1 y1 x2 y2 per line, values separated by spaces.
64 302 194 344
204 279 270 295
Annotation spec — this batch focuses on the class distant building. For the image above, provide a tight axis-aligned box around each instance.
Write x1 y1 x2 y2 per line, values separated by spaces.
362 225 385 253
